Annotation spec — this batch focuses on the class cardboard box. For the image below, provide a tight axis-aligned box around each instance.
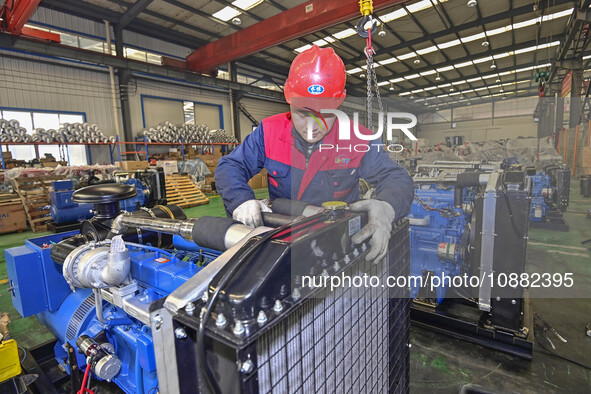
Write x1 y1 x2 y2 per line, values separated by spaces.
260 169 268 188
115 161 150 171
248 173 263 189
0 202 27 234
157 160 179 175
248 169 268 190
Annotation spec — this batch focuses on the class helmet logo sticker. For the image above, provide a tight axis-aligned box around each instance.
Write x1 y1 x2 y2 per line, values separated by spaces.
308 85 325 95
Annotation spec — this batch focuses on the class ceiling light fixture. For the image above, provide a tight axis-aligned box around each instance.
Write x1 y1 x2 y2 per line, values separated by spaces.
435 72 441 81
389 82 394 91
481 41 489 47
413 59 421 64
232 0 263 10
496 78 501 83
213 6 241 21
490 62 497 69
378 24 387 37
450 87 455 92
232 17 242 25
467 0 477 7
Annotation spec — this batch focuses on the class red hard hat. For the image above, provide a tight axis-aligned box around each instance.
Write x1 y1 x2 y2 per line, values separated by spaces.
284 45 347 108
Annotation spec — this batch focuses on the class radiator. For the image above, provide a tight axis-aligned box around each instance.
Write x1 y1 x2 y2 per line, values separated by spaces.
172 215 410 394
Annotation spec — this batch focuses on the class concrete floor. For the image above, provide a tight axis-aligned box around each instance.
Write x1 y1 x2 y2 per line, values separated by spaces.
1 187 590 392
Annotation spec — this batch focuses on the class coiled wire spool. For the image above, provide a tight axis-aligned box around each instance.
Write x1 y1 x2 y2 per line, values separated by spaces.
8 119 20 128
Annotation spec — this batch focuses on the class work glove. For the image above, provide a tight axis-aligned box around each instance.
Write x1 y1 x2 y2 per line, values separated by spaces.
232 199 272 228
349 199 396 263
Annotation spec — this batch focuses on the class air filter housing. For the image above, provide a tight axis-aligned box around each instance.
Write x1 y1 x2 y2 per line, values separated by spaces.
171 213 410 393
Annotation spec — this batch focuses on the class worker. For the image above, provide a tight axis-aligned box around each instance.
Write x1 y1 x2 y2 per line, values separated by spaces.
215 45 414 262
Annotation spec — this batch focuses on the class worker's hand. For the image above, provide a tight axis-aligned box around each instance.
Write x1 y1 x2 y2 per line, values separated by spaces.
232 199 272 228
349 199 395 263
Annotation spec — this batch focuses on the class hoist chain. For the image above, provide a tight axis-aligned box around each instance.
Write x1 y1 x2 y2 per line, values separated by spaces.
364 31 383 131
357 0 383 132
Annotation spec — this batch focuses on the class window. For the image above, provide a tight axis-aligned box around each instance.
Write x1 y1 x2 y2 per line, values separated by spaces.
125 47 148 62
79 37 105 53
183 101 195 124
2 111 33 132
1 109 87 165
33 112 60 130
22 23 282 93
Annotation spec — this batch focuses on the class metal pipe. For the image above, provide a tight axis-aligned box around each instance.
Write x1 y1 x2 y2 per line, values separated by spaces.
433 160 484 165
413 173 490 185
104 20 122 142
111 214 269 251
94 288 106 324
112 215 199 239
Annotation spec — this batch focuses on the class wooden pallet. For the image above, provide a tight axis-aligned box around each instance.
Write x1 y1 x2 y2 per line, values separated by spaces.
165 174 209 208
0 193 21 207
12 176 65 232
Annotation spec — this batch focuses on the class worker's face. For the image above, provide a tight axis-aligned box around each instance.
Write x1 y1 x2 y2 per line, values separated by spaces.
291 106 337 143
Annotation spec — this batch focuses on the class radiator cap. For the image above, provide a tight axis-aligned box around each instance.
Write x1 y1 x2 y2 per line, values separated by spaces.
321 201 348 210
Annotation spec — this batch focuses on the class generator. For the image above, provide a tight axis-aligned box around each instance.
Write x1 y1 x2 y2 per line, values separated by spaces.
409 168 533 358
50 168 166 226
528 165 570 231
5 186 410 393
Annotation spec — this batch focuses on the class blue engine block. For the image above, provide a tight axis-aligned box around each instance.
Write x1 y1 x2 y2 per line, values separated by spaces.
5 231 222 393
409 184 473 303
50 180 149 224
528 172 552 222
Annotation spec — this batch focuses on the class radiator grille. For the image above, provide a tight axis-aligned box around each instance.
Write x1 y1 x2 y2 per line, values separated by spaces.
255 225 410 394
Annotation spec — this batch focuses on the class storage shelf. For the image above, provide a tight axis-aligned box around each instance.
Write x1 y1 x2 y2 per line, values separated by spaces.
0 142 115 146
0 137 120 169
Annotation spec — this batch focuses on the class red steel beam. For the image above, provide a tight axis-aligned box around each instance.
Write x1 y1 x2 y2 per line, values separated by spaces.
186 0 410 73
2 0 43 35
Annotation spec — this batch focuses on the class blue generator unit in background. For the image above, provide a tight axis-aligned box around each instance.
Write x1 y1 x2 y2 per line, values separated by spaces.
50 179 149 224
409 184 473 303
409 168 534 358
527 165 570 230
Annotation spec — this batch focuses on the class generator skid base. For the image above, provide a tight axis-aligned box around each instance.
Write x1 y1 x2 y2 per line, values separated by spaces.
528 209 569 232
410 298 534 360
